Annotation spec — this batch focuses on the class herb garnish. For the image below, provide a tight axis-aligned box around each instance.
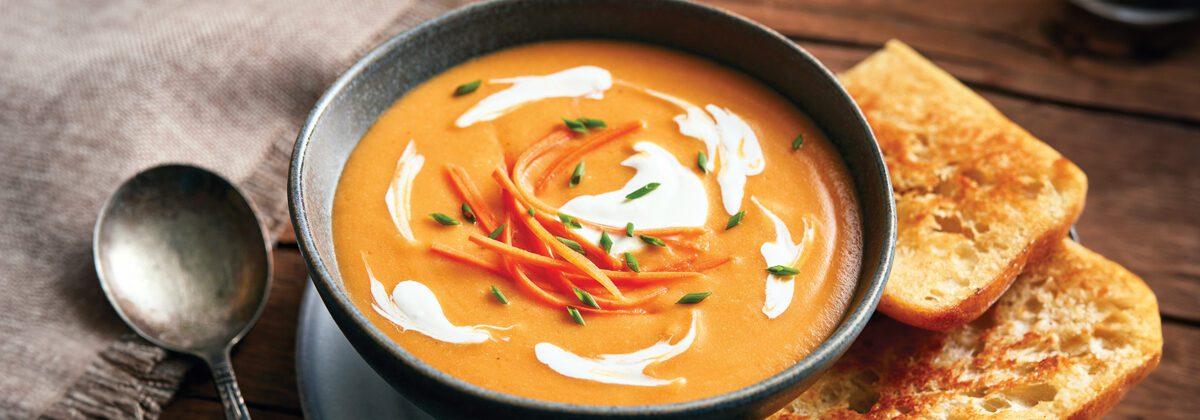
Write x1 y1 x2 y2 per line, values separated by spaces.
573 288 601 309
697 151 709 173
558 213 582 229
625 222 635 237
676 292 712 304
792 133 804 150
461 203 476 224
625 182 660 200
639 235 666 247
567 306 586 325
580 118 606 129
556 236 586 255
570 162 585 187
527 207 536 217
563 117 606 134
624 252 641 272
726 210 746 230
488 224 506 240
430 213 460 226
490 285 509 304
599 231 613 253
767 265 801 276
563 118 588 134
454 80 481 96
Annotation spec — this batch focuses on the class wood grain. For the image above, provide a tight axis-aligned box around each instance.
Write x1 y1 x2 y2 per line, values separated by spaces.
166 1 1199 418
706 0 1200 124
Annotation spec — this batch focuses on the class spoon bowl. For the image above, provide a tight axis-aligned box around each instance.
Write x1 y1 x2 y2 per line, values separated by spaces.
94 164 271 419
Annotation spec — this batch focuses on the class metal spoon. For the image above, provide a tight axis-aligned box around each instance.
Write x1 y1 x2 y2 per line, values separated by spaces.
94 164 271 420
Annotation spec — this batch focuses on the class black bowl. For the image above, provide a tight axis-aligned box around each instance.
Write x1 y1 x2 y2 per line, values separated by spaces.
289 0 895 417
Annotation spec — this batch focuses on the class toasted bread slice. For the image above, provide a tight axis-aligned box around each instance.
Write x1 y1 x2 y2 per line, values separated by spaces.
772 240 1162 419
839 41 1088 330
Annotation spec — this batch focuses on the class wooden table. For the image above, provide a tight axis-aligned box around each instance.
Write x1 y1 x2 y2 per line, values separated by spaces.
163 1 1200 418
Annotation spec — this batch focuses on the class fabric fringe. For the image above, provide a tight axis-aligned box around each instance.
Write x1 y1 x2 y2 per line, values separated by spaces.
40 336 190 420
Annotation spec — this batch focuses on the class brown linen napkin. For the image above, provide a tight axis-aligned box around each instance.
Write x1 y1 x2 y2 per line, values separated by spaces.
0 0 455 417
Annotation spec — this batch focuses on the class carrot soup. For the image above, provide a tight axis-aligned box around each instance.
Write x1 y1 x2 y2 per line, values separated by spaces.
332 40 862 405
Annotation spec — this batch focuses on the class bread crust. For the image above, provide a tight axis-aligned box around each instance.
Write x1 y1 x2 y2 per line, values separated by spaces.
772 241 1163 419
1068 352 1161 420
879 205 1080 331
841 41 1089 331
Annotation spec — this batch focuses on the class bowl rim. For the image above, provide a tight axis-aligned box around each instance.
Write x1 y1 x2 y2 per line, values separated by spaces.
289 0 895 415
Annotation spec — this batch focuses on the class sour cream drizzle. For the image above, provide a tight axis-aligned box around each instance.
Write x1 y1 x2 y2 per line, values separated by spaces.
534 311 700 386
365 256 505 344
642 89 765 215
558 142 708 255
456 66 613 127
752 197 812 319
384 140 424 242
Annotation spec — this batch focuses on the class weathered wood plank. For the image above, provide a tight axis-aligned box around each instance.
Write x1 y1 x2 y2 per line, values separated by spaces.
703 0 1200 123
160 397 300 419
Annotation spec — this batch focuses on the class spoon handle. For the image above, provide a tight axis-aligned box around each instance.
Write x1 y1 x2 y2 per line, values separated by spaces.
207 351 251 420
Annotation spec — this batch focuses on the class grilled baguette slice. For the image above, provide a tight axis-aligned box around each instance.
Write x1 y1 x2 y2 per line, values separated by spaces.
839 40 1088 330
773 240 1162 419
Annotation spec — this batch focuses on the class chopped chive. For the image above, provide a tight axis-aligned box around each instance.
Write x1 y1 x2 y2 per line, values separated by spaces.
490 285 509 304
767 265 801 276
488 224 506 240
567 306 586 325
430 213 460 226
563 118 588 134
570 162 585 187
580 117 607 129
697 151 709 173
624 252 641 272
454 80 481 96
573 288 601 309
556 237 586 255
726 210 746 230
461 203 476 224
625 222 634 237
527 207 536 217
625 182 660 200
676 291 712 305
792 133 804 150
639 235 666 247
558 213 582 229
599 231 613 253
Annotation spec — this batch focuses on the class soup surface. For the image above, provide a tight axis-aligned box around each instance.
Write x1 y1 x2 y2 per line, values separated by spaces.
333 40 862 405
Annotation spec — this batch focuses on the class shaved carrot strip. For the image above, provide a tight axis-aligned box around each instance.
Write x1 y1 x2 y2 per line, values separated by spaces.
589 287 668 309
445 164 498 232
510 264 571 306
428 243 505 275
491 170 624 299
513 129 574 188
469 234 701 282
469 233 574 271
536 213 621 269
534 121 642 191
563 270 700 284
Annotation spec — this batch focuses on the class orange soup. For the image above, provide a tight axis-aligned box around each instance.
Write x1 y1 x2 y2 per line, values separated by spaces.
332 40 862 405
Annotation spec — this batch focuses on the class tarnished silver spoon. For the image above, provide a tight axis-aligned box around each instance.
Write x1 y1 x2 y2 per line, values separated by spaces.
94 164 271 420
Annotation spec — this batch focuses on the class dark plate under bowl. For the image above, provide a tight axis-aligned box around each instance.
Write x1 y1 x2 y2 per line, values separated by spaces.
288 0 895 418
